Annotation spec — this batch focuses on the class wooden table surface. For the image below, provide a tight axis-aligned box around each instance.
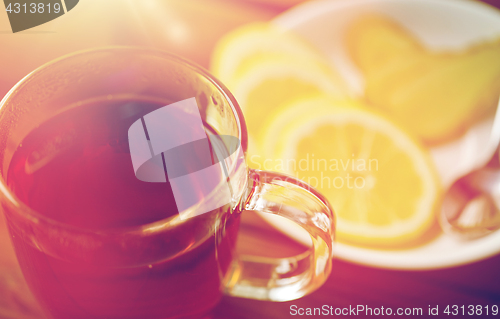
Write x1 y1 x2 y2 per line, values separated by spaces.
1 1 500 318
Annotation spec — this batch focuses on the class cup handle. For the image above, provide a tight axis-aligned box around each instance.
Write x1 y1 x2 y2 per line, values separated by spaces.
222 169 335 301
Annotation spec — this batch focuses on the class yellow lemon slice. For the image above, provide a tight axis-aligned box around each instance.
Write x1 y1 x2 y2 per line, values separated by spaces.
229 56 348 142
260 97 441 247
211 22 327 83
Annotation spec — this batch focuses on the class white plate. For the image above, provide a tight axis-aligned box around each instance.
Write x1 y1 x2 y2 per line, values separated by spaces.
259 0 500 269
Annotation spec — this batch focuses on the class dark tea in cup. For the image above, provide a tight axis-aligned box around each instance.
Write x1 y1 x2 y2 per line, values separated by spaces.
7 96 239 318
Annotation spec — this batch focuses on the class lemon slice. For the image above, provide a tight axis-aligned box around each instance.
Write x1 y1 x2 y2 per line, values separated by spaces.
261 97 441 247
210 22 349 161
229 56 348 141
211 22 326 83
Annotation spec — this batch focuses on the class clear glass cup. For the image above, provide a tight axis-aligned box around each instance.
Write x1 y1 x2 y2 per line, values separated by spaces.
0 47 335 319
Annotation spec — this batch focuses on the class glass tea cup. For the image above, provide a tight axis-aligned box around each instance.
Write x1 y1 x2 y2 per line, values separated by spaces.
0 47 334 319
